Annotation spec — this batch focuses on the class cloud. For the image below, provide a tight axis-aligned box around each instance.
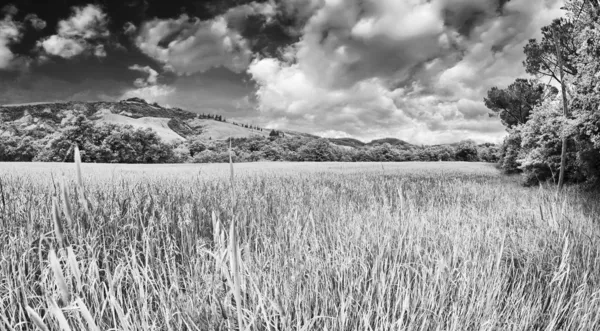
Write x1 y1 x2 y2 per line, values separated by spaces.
0 5 22 69
24 13 46 30
134 13 253 75
121 85 175 103
57 4 108 39
39 35 85 59
123 22 136 35
129 64 158 87
122 63 174 103
246 0 564 144
225 0 277 25
39 4 109 59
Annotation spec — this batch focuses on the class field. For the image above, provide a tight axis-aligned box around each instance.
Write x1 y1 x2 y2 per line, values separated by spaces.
1 161 599 330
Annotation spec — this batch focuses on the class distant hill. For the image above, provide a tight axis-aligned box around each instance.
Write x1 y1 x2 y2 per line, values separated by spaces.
366 138 416 148
328 138 366 148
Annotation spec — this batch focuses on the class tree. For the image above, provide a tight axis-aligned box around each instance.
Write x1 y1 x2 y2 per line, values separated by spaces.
523 19 578 83
269 129 284 138
553 28 571 189
188 140 207 156
35 117 175 163
298 139 340 161
455 140 479 161
0 136 40 161
518 98 582 185
484 79 550 128
499 130 523 174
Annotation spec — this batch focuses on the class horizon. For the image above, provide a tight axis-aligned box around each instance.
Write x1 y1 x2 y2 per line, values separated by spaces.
0 0 565 144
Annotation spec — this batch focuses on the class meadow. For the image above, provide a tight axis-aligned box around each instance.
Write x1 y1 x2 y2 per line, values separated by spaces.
1 160 599 330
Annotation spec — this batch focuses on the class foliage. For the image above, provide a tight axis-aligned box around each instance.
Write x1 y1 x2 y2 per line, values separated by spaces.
518 99 582 185
498 130 523 174
0 115 500 164
454 140 479 161
269 129 284 138
523 18 577 81
484 79 551 128
34 116 175 163
489 2 600 186
0 135 40 161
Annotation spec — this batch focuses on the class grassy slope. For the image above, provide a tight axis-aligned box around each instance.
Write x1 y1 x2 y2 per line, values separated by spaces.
98 111 185 142
1 162 599 330
188 118 269 140
0 101 269 143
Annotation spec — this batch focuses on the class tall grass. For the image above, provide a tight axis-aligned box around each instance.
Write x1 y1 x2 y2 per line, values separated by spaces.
0 161 599 330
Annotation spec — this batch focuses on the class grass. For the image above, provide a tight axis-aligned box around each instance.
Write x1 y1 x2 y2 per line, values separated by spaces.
0 160 599 330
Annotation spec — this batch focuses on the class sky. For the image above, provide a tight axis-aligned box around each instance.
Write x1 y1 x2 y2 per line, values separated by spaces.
0 0 565 144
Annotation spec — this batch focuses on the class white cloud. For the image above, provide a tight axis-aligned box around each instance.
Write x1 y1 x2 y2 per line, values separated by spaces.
225 0 277 25
39 35 85 59
122 63 174 103
39 4 109 59
129 64 159 87
247 0 565 144
135 14 253 75
0 6 22 69
57 4 108 39
121 85 175 104
94 44 106 57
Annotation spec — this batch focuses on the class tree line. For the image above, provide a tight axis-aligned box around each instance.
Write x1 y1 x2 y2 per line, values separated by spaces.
0 116 498 163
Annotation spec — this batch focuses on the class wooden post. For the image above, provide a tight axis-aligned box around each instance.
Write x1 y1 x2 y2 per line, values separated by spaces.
553 29 569 190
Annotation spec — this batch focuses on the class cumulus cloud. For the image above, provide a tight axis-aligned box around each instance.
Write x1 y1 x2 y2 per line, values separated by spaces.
122 63 174 103
39 35 85 59
129 64 158 87
24 13 46 30
225 0 277 25
0 5 22 69
39 4 109 59
94 44 106 57
134 13 253 75
57 4 108 39
247 0 565 143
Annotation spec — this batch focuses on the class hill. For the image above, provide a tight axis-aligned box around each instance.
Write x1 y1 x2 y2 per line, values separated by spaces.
328 138 366 148
366 138 416 149
0 98 272 143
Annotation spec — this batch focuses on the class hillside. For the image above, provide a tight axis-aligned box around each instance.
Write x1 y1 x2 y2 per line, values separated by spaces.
0 98 270 143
